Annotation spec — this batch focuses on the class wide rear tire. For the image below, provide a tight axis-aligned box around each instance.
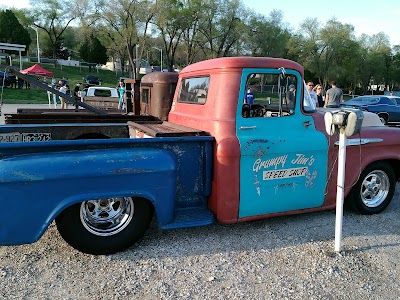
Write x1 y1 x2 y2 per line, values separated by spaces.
347 162 396 214
56 197 153 255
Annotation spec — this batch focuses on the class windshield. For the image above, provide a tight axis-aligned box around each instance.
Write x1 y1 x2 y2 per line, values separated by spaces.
303 81 316 112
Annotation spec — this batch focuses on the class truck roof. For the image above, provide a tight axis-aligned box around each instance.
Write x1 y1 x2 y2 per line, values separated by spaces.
86 86 119 97
180 57 304 76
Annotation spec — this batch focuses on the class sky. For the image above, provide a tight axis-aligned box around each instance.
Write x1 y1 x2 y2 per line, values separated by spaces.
1 0 399 46
244 0 400 46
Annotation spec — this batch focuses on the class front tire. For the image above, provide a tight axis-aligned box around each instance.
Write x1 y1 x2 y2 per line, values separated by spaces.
56 197 153 255
347 162 396 214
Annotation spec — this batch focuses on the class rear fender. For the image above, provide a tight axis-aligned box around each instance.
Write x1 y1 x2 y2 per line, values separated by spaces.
0 148 177 245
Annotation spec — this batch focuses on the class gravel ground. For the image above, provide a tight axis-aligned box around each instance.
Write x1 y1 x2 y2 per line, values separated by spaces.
1 104 400 299
1 184 399 299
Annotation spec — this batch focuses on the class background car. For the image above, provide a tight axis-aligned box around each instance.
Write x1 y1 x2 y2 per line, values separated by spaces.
85 75 101 86
341 95 400 125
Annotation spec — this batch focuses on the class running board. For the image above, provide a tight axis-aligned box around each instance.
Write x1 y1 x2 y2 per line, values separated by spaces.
160 207 214 230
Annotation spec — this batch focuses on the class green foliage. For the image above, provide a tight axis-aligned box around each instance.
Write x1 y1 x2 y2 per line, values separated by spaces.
0 10 32 50
28 0 76 59
244 10 290 58
79 35 108 64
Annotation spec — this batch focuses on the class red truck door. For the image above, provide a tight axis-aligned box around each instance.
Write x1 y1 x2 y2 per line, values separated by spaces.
236 68 329 218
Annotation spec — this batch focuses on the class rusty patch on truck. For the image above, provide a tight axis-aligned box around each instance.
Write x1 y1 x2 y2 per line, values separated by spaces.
273 182 298 194
244 139 269 152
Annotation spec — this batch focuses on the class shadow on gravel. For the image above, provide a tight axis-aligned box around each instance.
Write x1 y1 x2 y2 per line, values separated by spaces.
109 184 400 261
346 242 400 253
3 186 399 260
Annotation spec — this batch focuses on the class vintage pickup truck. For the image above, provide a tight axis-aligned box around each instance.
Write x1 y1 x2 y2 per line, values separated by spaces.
1 57 399 255
82 86 120 109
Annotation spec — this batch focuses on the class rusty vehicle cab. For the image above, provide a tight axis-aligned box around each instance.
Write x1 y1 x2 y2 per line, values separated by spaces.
140 72 179 121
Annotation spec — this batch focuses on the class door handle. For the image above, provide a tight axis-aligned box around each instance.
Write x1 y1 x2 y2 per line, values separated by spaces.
240 126 257 130
303 121 311 128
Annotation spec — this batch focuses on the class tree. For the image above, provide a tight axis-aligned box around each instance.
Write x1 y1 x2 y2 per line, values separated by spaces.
288 18 359 90
243 10 291 58
0 9 32 50
391 45 400 91
79 35 108 65
153 0 191 71
195 0 243 59
28 0 76 59
90 0 155 78
179 0 204 65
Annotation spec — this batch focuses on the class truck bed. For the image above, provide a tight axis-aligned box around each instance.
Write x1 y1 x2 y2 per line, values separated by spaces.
128 121 209 137
4 109 161 124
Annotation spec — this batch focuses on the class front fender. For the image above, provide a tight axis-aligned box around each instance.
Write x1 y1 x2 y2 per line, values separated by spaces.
0 148 177 245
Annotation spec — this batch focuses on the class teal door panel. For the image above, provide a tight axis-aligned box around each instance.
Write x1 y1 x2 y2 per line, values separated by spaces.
236 68 328 218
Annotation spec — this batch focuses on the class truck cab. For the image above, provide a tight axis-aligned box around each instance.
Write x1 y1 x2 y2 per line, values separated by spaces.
168 57 400 223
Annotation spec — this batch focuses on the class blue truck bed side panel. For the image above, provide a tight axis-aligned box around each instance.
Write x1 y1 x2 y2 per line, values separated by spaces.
0 136 214 245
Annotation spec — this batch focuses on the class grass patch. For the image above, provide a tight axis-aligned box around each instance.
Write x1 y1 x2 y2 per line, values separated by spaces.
0 88 49 103
1 61 128 104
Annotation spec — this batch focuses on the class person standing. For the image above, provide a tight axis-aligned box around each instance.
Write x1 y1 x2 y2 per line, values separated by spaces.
313 84 324 108
116 81 126 110
286 84 296 107
74 82 81 110
306 81 318 107
244 87 255 105
324 80 343 108
59 82 68 109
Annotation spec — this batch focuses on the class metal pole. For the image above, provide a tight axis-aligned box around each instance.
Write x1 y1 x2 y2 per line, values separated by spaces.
32 26 40 63
19 50 23 70
161 48 163 71
135 44 139 79
36 29 40 63
335 127 347 252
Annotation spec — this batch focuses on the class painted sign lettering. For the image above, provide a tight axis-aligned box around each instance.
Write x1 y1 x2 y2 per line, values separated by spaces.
263 167 308 180
253 155 288 172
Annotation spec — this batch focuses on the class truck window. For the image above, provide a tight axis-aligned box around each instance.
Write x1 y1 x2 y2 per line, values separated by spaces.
142 88 150 104
94 89 112 97
242 73 297 118
178 76 210 104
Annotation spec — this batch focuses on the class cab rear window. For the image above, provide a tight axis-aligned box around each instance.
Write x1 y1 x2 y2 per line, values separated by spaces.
177 76 209 104
94 89 112 97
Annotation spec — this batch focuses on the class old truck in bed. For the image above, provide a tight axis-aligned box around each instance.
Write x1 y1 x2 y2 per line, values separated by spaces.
3 71 178 126
1 57 399 255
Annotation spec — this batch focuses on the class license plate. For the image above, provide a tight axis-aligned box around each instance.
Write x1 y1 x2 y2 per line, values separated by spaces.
0 132 51 143
0 133 20 142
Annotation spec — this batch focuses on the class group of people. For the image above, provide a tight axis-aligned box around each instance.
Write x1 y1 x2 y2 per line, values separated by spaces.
244 80 344 109
306 80 343 108
54 80 82 109
55 79 126 110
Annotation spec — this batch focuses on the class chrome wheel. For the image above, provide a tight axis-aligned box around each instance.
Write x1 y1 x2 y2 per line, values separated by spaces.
80 197 134 236
360 170 390 208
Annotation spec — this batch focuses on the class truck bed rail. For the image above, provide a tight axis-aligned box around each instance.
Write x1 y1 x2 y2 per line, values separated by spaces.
128 121 208 137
